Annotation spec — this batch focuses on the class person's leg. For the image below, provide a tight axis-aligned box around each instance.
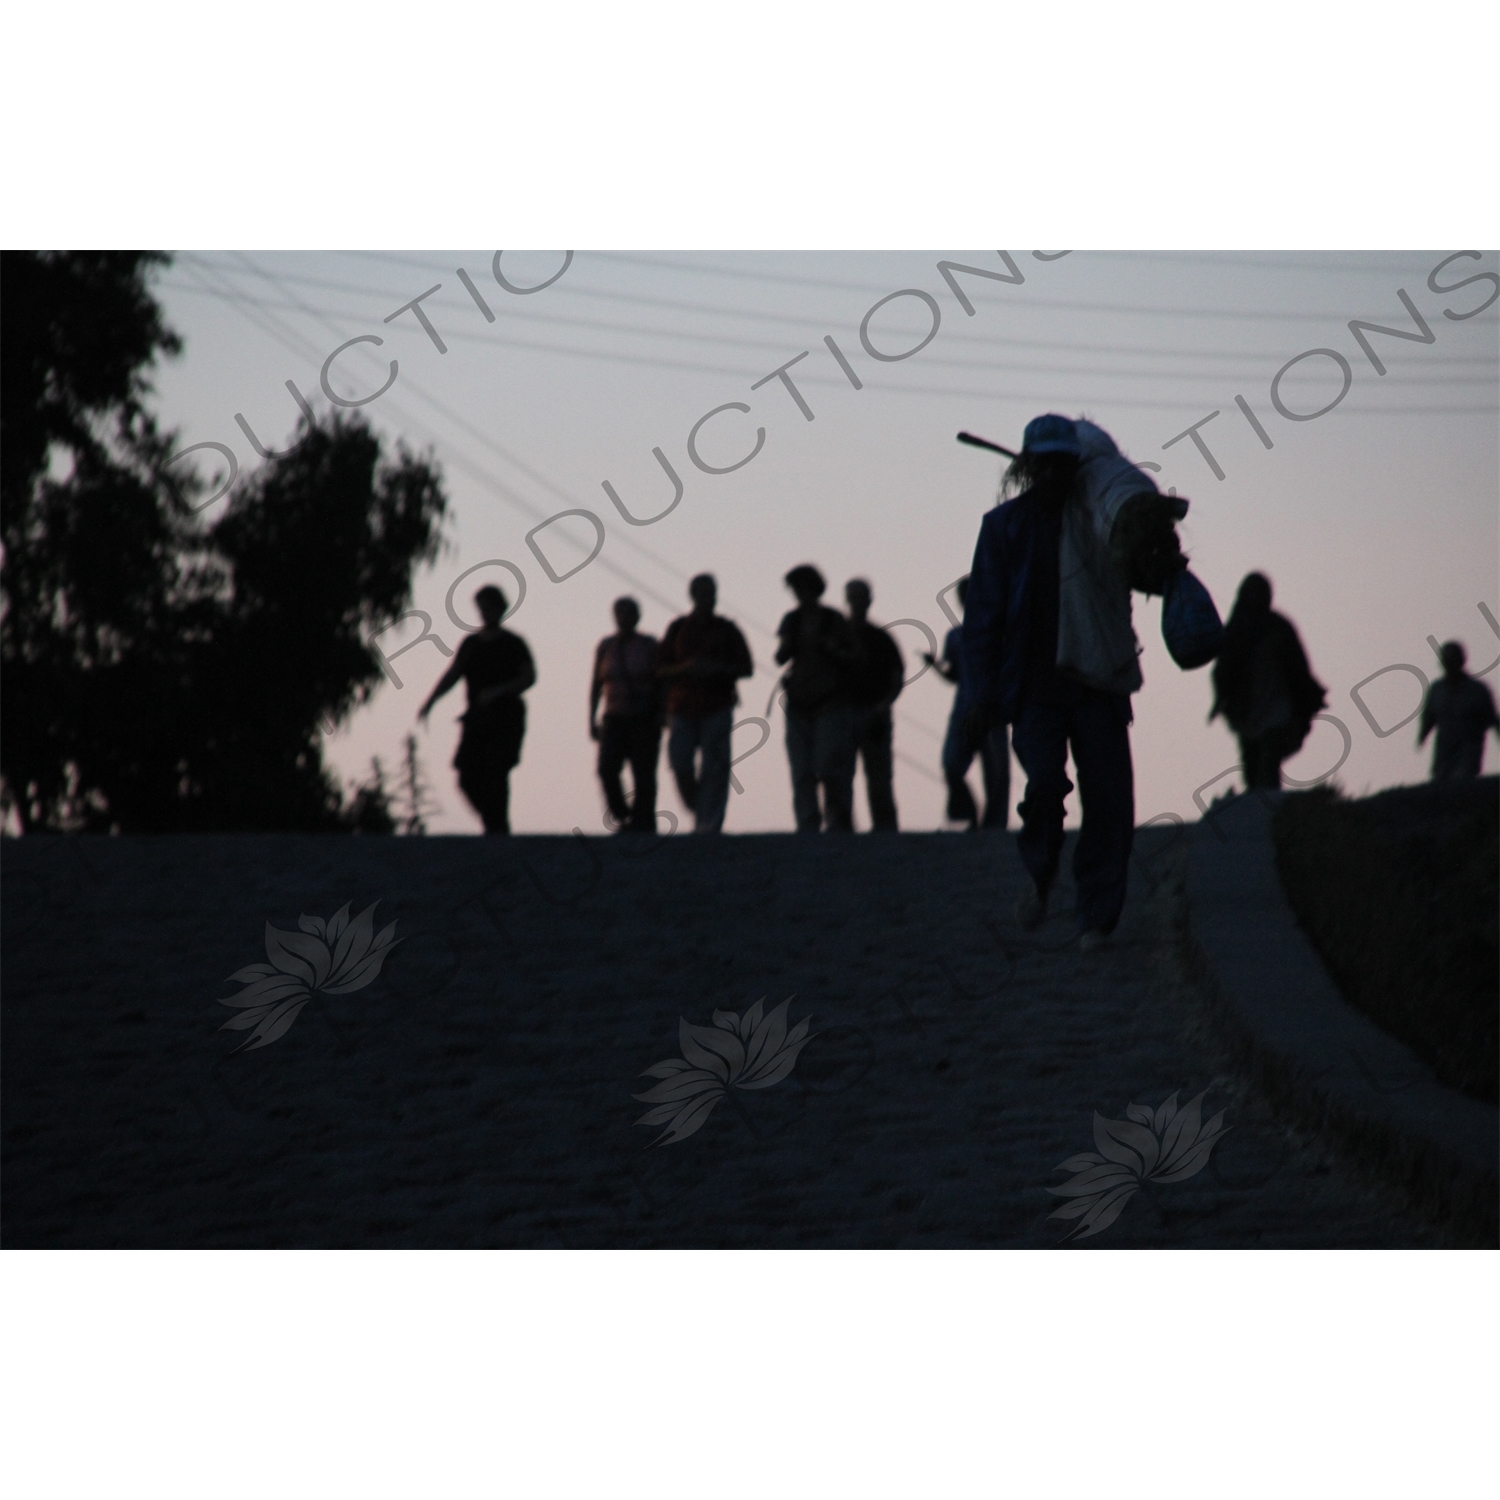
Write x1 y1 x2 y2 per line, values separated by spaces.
458 752 508 834
1261 723 1306 791
667 713 700 813
598 716 632 826
1237 735 1258 789
864 708 898 830
1069 692 1135 936
815 704 856 831
940 709 979 825
1010 698 1071 900
1241 734 1279 790
488 768 512 834
1445 732 1484 780
1431 738 1454 781
457 760 484 826
978 723 1011 828
834 707 865 831
626 716 661 829
694 708 733 833
785 707 821 832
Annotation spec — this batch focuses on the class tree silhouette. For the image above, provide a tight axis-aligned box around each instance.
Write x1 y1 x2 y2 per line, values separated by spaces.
1 251 449 832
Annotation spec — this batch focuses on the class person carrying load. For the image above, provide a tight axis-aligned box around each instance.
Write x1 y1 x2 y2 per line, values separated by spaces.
960 414 1216 950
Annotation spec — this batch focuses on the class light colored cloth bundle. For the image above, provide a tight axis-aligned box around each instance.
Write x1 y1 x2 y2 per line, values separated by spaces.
1055 421 1188 695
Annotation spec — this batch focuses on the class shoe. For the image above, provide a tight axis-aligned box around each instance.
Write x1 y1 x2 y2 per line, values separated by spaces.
1078 929 1107 953
1015 886 1047 931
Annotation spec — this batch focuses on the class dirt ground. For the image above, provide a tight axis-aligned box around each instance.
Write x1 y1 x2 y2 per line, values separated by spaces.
1 828 1446 1247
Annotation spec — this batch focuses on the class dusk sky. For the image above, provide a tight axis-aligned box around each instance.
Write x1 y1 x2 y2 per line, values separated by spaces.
150 250 1498 834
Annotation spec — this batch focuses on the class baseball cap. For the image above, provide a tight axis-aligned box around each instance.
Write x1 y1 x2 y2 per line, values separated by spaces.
1022 413 1082 456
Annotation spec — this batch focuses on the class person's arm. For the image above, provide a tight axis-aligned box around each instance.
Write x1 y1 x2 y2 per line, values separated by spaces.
773 612 795 667
417 641 467 721
479 662 535 705
728 623 754 682
589 641 606 740
1417 683 1436 746
925 651 959 684
960 512 1009 717
879 632 905 710
640 638 665 722
473 638 536 708
693 622 755 681
929 630 960 684
1278 617 1327 722
656 621 691 680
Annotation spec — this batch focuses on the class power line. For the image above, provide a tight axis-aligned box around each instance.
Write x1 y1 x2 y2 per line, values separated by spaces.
174 255 1500 368
570 250 1497 323
161 275 1497 387
164 271 1498 417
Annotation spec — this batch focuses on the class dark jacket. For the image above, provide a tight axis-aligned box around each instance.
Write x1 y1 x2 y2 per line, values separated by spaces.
1210 610 1325 744
848 621 905 709
1420 673 1499 760
959 488 1053 724
775 604 857 711
658 613 753 717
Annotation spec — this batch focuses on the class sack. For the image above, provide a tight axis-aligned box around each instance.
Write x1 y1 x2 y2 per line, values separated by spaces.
1056 496 1143 695
1162 568 1224 669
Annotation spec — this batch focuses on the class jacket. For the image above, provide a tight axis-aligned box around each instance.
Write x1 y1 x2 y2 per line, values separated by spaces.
959 488 1060 724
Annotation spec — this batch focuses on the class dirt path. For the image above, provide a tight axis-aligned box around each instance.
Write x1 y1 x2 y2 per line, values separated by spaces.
1 830 1440 1247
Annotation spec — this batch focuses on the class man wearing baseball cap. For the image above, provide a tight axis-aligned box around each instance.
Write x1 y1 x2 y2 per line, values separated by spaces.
959 413 1137 952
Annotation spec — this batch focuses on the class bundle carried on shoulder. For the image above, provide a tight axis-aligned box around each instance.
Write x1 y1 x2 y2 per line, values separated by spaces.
1058 420 1222 686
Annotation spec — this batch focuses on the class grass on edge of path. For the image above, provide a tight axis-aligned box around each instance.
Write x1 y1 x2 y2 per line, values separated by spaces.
1273 776 1498 1106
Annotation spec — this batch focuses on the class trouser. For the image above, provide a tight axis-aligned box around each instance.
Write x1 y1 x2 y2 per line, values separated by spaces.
785 702 855 832
1010 688 1135 935
1432 736 1486 781
455 722 521 835
1239 725 1303 789
839 705 898 830
667 708 734 832
458 761 513 835
940 708 1011 827
598 714 661 830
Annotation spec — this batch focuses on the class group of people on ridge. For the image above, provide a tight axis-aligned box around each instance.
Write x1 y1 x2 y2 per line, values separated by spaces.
587 566 909 836
418 568 915 837
417 409 1497 955
587 574 753 836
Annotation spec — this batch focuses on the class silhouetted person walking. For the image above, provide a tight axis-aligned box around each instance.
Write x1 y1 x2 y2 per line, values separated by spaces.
1210 572 1326 791
840 578 904 830
658 574 754 833
962 415 1136 950
1419 640 1499 780
775 564 859 832
418 585 535 834
591 597 662 832
925 576 1010 829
